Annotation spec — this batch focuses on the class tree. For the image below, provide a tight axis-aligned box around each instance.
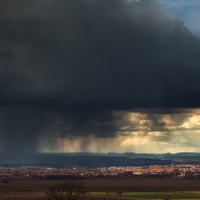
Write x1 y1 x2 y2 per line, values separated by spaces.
47 181 86 200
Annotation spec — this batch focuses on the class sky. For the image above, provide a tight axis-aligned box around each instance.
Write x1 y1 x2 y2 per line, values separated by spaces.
160 0 200 35
0 0 200 160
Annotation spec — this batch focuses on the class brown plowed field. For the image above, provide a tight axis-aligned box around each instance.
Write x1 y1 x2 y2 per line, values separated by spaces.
83 177 200 192
0 177 200 193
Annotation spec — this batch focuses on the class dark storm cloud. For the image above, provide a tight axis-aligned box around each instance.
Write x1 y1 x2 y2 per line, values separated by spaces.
0 106 119 156
1 0 200 156
43 108 119 138
0 106 45 155
0 0 200 108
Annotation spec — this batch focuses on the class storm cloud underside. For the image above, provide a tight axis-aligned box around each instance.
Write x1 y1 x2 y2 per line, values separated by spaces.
0 0 200 157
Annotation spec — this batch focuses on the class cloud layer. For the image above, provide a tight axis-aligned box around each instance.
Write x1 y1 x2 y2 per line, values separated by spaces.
0 0 200 157
1 0 200 108
38 109 200 154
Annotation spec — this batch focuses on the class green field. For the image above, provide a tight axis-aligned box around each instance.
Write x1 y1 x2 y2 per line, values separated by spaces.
90 191 200 199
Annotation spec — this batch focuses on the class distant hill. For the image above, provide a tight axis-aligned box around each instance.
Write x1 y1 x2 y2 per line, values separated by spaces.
1 152 200 166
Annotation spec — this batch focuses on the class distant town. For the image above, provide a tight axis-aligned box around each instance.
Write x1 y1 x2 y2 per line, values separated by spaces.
1 164 200 180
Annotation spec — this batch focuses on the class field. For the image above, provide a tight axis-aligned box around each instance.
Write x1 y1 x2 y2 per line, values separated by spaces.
1 177 200 199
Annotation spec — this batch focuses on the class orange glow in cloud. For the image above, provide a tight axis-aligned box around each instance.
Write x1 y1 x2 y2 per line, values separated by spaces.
38 109 200 154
